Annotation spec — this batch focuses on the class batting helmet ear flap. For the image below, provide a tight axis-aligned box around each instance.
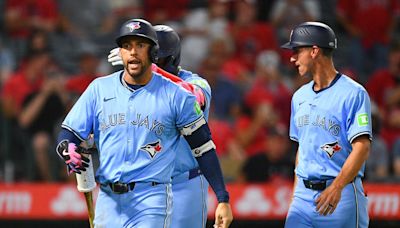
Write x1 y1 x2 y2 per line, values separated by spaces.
150 43 159 63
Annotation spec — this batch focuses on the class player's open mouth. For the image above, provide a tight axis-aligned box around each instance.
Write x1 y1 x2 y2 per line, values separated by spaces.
128 59 141 67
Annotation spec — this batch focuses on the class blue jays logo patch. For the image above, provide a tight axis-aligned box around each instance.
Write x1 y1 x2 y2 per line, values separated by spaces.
140 140 162 158
126 22 141 32
321 141 341 158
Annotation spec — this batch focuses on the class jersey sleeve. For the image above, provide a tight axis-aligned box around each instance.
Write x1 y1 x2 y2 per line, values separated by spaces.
289 96 299 142
61 81 97 141
346 89 372 143
186 77 212 105
173 88 205 135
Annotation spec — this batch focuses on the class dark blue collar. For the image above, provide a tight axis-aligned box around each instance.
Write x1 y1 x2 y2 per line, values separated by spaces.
313 73 341 93
120 72 145 92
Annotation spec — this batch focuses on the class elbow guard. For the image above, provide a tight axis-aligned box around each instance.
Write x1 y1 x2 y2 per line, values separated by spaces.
192 140 216 157
182 118 216 157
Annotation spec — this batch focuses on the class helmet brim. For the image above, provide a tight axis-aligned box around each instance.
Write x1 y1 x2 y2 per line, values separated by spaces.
281 42 295 50
116 34 158 47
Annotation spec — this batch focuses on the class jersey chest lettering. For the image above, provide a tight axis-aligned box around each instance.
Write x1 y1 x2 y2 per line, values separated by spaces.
100 113 126 131
99 113 165 135
131 113 165 136
296 114 341 136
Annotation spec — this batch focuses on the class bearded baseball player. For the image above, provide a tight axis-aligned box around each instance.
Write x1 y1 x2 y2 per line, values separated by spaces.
108 24 214 228
56 18 232 228
282 22 371 228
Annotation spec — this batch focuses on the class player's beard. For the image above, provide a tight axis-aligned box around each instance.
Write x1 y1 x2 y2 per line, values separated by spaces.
124 58 151 82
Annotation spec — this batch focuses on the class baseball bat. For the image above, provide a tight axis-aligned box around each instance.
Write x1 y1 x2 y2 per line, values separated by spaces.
76 153 96 228
84 191 95 228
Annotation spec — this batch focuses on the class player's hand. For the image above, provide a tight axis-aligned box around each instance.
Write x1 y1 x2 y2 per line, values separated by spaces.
56 140 91 174
315 183 343 216
214 202 233 228
107 47 123 66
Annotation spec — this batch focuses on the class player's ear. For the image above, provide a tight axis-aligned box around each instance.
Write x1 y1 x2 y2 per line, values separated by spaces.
311 45 320 59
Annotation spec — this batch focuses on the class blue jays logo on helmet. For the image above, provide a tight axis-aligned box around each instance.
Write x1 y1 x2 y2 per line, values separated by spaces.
126 21 141 32
140 140 162 158
321 141 341 158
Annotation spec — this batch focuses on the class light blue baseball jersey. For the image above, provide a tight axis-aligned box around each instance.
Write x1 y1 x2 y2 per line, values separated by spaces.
62 70 204 184
172 69 212 177
289 73 372 180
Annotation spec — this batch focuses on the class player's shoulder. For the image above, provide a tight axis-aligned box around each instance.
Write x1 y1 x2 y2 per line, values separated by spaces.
179 68 211 91
337 73 368 95
292 80 314 100
153 72 190 97
338 74 365 89
90 70 122 88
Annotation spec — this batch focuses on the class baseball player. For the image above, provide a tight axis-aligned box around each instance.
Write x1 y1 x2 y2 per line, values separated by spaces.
56 18 232 228
281 22 371 228
108 24 213 228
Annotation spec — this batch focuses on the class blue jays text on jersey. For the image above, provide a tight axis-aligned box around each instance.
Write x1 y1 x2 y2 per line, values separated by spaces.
61 70 205 185
295 114 341 136
100 112 165 135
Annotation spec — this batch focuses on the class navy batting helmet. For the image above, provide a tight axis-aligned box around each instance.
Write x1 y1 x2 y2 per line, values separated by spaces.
153 25 181 74
116 18 159 63
281 22 337 50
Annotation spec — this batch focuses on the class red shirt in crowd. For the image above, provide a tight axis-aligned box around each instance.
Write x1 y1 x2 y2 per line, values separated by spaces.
65 74 98 95
366 69 398 109
229 22 278 69
244 78 292 126
1 70 43 112
5 0 58 38
366 69 400 147
336 0 400 48
144 0 189 22
208 118 234 156
234 115 269 157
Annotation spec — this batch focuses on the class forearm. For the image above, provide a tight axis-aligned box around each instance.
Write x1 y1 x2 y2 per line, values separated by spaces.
19 93 48 128
196 149 229 203
57 128 82 145
331 137 370 189
237 122 263 147
182 121 229 202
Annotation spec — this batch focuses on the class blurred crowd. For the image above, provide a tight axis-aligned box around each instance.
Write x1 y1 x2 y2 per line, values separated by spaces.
0 0 400 184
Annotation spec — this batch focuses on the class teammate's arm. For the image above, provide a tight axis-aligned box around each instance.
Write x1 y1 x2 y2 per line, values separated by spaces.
315 135 370 215
180 119 233 227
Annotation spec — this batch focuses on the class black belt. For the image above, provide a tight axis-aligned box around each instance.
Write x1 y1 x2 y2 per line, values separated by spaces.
107 181 159 194
303 179 327 191
188 167 202 180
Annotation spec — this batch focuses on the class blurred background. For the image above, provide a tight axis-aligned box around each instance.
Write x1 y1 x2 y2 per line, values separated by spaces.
0 0 399 227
